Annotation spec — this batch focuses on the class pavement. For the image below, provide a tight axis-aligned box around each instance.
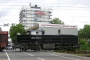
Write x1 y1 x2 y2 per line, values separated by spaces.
0 49 90 60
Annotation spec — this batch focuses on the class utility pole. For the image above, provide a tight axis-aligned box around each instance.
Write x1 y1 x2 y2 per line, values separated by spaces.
0 27 2 31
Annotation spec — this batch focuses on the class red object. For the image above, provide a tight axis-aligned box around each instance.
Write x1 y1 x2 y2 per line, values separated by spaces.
0 31 8 34
35 12 45 15
0 31 8 51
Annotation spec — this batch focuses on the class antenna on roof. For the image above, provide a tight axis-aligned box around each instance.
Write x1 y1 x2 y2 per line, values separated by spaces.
29 3 31 7
35 4 37 7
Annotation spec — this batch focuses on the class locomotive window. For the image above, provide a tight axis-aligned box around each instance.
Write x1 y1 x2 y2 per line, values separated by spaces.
42 30 45 35
36 31 38 35
58 29 61 34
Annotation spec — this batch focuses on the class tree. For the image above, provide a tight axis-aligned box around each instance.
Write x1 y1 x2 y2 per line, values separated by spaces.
78 24 90 39
9 24 26 43
50 18 64 24
78 24 90 50
80 39 90 50
78 29 85 39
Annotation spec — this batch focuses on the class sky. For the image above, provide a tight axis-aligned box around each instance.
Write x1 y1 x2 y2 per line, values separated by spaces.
0 0 90 31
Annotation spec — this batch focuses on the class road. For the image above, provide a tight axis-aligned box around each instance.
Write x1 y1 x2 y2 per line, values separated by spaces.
0 49 90 60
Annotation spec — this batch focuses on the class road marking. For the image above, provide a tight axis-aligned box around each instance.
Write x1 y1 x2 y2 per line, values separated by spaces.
5 50 10 60
23 52 34 56
65 57 70 58
64 57 79 60
69 58 75 59
44 52 80 60
53 52 90 60
27 53 34 56
83 57 90 59
51 54 58 56
66 54 90 59
23 52 45 60
60 56 64 57
74 58 79 60
37 57 45 60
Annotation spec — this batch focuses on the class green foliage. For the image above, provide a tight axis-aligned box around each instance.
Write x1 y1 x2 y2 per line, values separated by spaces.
78 24 90 39
80 39 87 45
80 39 90 50
78 24 90 50
50 18 64 24
9 24 26 43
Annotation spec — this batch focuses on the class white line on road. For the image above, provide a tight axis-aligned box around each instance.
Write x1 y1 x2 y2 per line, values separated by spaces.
67 53 90 59
37 57 45 60
23 52 45 60
23 52 34 56
27 53 34 56
64 57 70 58
60 56 64 57
44 52 80 60
5 50 10 60
51 54 58 56
64 57 79 60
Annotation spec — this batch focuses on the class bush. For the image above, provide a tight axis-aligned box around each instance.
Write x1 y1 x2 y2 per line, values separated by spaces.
80 39 90 50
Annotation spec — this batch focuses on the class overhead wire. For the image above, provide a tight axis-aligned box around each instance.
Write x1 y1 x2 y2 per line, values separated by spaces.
0 2 90 23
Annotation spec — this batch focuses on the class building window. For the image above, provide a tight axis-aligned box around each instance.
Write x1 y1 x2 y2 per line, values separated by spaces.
23 10 26 12
36 31 38 35
41 29 45 35
58 29 61 34
34 18 37 22
48 11 52 14
48 12 50 14
49 16 50 19
23 15 26 17
23 20 26 22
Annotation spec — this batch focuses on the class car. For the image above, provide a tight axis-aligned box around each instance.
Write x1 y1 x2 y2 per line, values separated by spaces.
6 45 13 50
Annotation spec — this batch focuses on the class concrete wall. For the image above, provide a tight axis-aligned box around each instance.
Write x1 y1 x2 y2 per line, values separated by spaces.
39 27 59 35
39 27 78 35
61 28 78 35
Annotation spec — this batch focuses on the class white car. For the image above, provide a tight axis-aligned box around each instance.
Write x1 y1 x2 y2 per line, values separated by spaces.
6 45 13 50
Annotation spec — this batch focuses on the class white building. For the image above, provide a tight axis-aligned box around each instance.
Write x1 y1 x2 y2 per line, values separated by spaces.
19 4 52 30
27 24 78 35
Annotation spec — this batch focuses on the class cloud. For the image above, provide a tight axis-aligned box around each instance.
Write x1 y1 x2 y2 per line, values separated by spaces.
0 9 11 18
0 8 20 31
0 0 12 4
44 0 56 3
1 0 90 31
0 1 14 21
0 8 20 23
57 0 90 5
52 2 90 29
